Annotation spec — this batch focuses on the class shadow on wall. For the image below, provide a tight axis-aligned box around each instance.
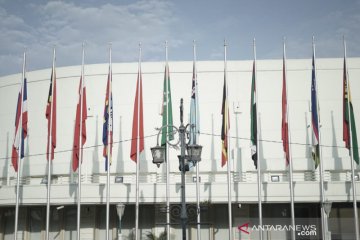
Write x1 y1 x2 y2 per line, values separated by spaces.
19 132 31 201
115 115 146 174
234 108 242 174
116 116 124 174
23 131 30 177
205 114 215 199
234 109 242 202
259 114 268 202
69 118 76 197
305 112 314 170
92 116 99 174
211 114 216 173
204 114 215 201
331 111 342 170
2 132 9 185
140 136 148 173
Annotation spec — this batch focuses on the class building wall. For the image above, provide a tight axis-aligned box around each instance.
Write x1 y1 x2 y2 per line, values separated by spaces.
0 58 359 239
0 58 359 204
0 203 359 239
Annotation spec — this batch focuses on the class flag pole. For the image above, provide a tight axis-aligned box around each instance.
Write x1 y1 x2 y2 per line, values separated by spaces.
343 38 360 240
76 42 85 240
165 40 171 240
312 36 326 240
193 40 201 240
134 42 142 240
253 38 263 240
224 40 233 240
283 38 296 240
106 43 112 240
14 51 26 240
46 47 56 240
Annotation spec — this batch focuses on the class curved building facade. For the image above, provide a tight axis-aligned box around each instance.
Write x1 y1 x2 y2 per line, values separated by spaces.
0 58 359 239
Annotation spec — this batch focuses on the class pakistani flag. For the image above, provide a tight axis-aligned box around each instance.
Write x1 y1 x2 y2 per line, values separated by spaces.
250 61 258 168
161 63 174 146
343 58 359 164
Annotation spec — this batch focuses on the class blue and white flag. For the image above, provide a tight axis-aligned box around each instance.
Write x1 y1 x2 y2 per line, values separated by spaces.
190 60 200 145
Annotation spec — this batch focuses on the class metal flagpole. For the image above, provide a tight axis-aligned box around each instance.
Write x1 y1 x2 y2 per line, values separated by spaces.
344 38 360 240
165 40 171 240
254 38 263 240
283 39 296 240
106 44 112 240
135 43 142 240
76 43 85 240
46 47 56 240
193 40 201 240
14 51 26 240
312 37 326 240
224 40 233 240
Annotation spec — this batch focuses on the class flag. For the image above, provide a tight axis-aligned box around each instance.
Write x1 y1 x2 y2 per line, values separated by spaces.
46 69 57 161
282 55 290 166
102 71 113 171
343 58 359 164
161 63 174 146
11 78 28 172
72 77 87 171
130 69 144 162
221 71 229 167
189 60 200 145
311 54 320 169
250 61 258 168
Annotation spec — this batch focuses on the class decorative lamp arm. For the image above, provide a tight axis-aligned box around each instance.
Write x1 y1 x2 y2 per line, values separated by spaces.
154 124 180 147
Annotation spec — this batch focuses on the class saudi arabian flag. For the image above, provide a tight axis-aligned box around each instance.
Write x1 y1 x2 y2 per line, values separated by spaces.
161 63 174 146
343 58 359 164
250 61 258 169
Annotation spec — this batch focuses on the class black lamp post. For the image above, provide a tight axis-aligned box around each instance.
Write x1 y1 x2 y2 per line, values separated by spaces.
116 203 125 240
150 98 202 240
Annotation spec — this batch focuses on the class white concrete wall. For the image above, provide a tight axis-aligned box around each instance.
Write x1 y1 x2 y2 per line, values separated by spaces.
0 58 359 204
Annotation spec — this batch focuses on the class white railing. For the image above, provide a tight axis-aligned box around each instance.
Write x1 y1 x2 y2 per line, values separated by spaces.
1 170 359 186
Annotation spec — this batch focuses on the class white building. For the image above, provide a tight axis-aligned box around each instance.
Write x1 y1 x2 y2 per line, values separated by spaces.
0 57 359 239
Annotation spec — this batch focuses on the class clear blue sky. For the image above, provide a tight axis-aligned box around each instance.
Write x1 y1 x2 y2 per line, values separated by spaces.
1 0 360 76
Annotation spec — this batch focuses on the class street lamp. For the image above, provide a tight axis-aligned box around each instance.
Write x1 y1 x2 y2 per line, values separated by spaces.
150 98 202 240
150 145 166 167
186 144 202 162
116 203 125 240
323 201 332 215
323 201 332 239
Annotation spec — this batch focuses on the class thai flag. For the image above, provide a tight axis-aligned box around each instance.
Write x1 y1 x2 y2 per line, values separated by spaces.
311 53 320 168
102 72 113 171
11 78 28 172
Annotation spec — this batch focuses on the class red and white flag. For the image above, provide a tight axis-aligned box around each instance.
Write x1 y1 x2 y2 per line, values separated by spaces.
11 78 28 171
72 77 87 171
45 68 56 160
281 53 290 165
130 69 144 162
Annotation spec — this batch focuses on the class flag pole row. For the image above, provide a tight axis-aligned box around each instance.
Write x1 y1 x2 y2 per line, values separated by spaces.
10 39 359 240
220 37 359 238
